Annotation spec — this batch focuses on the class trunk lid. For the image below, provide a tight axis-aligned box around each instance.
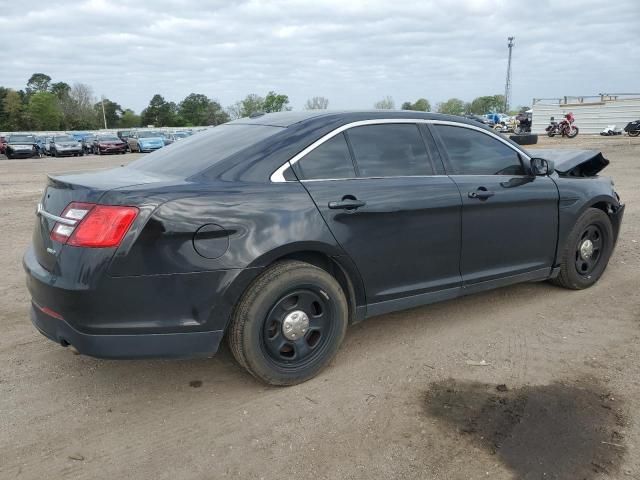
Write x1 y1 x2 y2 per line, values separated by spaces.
531 149 609 177
33 167 166 272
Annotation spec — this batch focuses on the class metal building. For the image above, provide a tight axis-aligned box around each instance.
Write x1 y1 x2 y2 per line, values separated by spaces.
531 94 640 134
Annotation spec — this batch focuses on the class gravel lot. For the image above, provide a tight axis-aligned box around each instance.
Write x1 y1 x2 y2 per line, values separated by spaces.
1 137 639 480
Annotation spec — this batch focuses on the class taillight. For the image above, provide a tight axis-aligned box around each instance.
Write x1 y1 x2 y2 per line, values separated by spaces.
50 202 139 248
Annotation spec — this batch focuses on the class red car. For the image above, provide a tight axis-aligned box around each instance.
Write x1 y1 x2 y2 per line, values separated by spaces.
0 136 7 155
92 134 128 155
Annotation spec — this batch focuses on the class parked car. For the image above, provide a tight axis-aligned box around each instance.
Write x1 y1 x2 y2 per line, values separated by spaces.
24 111 625 386
464 114 490 125
92 134 127 155
5 134 39 159
173 131 191 140
0 135 7 154
34 136 46 157
127 131 165 152
49 134 84 157
117 130 133 151
43 136 53 156
80 133 96 154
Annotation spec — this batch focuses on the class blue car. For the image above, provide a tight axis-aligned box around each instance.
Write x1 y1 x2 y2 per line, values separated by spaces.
130 131 165 153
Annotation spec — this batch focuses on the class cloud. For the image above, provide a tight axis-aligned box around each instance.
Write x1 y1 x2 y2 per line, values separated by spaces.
0 0 638 112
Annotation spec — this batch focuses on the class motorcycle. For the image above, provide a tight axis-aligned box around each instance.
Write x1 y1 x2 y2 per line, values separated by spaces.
624 120 640 137
514 112 532 134
546 112 579 138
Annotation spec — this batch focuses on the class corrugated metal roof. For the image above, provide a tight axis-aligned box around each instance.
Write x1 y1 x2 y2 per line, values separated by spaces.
532 98 640 134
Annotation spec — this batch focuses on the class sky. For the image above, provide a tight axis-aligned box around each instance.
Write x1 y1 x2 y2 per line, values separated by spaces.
1 0 639 113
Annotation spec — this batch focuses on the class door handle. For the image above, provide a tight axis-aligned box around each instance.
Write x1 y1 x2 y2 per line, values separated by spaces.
328 198 366 210
468 188 495 200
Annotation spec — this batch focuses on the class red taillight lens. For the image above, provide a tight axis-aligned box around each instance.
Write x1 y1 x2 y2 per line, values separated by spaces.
50 202 139 248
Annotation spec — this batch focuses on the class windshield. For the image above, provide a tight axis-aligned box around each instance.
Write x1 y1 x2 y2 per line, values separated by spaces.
9 135 35 143
54 135 76 142
174 132 188 138
138 131 163 138
128 124 283 177
98 135 119 141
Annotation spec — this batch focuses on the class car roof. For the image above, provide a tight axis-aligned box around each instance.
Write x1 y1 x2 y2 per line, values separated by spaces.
227 110 480 128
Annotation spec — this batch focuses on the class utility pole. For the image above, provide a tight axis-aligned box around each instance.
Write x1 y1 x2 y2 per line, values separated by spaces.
101 96 108 129
504 36 514 114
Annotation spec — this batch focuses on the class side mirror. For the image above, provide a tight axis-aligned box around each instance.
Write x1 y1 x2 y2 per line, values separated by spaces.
530 158 555 176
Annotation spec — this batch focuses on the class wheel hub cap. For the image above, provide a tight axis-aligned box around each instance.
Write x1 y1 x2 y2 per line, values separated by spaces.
282 310 309 340
580 239 594 259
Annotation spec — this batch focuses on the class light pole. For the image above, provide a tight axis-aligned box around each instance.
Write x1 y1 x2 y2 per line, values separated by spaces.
101 96 108 129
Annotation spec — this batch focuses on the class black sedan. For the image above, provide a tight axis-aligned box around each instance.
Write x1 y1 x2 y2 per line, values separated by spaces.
5 134 39 159
24 111 624 385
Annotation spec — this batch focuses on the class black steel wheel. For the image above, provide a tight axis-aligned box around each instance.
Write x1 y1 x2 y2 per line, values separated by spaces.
551 208 614 289
229 260 348 385
262 288 335 368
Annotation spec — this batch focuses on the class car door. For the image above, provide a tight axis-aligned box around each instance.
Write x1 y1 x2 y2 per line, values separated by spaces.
429 122 558 286
291 121 463 314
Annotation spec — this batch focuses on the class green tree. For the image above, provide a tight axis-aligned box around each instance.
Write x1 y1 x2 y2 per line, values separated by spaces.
401 98 431 112
26 73 52 95
50 82 71 99
118 109 141 128
437 98 465 116
305 96 329 110
178 93 210 126
28 92 61 130
374 96 395 109
469 95 506 114
205 100 229 125
262 91 290 113
3 89 27 130
141 94 176 126
94 98 123 128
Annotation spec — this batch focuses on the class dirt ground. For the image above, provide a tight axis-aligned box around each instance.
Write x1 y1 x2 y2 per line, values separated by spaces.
1 136 639 480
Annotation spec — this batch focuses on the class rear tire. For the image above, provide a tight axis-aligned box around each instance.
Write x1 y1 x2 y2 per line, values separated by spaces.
228 260 348 386
551 208 614 290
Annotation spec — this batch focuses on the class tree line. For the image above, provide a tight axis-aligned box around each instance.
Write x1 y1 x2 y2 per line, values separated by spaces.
0 73 302 131
375 94 525 116
0 73 523 132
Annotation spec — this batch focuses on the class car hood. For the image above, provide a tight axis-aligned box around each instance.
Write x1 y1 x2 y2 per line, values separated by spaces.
139 137 164 143
531 149 609 177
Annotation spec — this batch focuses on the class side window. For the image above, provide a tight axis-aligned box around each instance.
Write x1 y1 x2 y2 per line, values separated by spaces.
296 132 356 180
434 125 524 175
346 124 432 177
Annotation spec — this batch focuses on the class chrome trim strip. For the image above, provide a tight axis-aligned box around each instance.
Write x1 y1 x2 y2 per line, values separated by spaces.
36 203 77 226
269 118 531 183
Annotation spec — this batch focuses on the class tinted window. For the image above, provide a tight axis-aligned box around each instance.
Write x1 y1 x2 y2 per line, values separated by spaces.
296 133 355 180
346 124 432 177
128 124 282 177
434 125 524 175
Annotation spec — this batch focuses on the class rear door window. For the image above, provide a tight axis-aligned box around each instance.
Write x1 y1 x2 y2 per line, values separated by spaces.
295 133 356 180
345 124 432 177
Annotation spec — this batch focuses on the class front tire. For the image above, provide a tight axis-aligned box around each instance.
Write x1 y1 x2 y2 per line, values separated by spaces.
629 130 640 137
228 260 348 386
551 208 614 289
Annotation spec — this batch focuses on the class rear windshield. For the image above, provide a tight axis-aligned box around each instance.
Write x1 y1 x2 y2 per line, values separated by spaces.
127 124 283 177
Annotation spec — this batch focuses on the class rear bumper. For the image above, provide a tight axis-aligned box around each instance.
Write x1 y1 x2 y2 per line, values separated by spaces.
22 245 248 359
31 303 223 359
